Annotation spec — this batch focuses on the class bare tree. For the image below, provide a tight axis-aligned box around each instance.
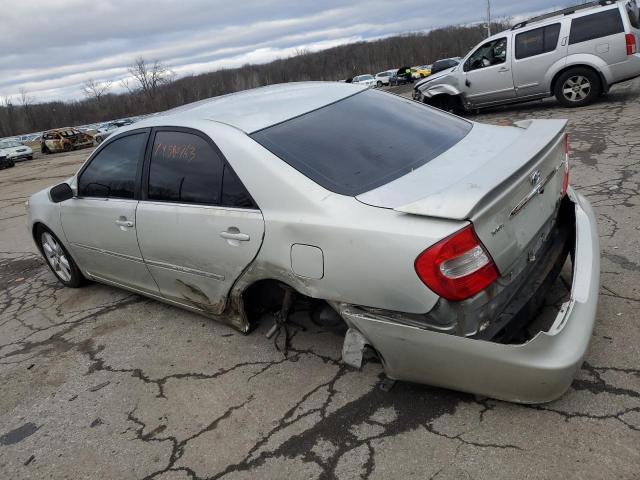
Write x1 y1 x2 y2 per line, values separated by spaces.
82 78 112 102
18 88 33 108
127 57 172 106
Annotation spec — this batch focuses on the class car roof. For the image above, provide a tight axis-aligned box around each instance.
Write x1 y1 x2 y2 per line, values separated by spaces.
135 82 367 134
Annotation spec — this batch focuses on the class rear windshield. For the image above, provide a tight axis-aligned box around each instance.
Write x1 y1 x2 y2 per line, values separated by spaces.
250 90 472 196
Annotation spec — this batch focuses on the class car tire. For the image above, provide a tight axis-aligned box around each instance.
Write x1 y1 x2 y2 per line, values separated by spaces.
376 81 382 88
27 155 33 160
41 145 49 154
95 136 103 144
554 68 600 108
63 143 72 152
37 226 86 288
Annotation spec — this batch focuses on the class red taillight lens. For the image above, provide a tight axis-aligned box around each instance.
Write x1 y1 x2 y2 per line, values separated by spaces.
626 33 637 55
561 132 570 197
415 225 499 301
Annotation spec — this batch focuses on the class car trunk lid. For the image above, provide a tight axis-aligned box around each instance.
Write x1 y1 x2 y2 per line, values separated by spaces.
356 119 568 273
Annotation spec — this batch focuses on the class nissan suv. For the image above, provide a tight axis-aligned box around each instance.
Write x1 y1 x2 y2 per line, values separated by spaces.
414 0 640 110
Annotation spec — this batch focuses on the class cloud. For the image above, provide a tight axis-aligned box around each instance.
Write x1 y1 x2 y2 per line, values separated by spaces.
0 0 562 102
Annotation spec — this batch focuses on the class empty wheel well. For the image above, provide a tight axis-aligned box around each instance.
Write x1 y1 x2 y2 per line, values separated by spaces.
241 279 344 330
550 65 605 95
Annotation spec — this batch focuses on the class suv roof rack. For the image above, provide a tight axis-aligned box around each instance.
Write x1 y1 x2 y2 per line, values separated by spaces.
511 0 616 30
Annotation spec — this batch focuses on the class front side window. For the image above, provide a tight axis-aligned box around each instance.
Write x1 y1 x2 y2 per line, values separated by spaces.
78 132 146 199
147 131 223 205
569 9 624 44
515 23 561 59
251 89 472 196
467 38 507 71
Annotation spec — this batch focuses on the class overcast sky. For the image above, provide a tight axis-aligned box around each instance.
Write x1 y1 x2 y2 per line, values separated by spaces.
1 0 563 103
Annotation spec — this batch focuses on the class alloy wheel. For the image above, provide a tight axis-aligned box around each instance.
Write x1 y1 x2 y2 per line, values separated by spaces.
41 232 72 282
562 75 591 102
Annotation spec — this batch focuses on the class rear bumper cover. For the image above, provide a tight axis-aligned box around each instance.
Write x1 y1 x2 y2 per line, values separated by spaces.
340 188 599 403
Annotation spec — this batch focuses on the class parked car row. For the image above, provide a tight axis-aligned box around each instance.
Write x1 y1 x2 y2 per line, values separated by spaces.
414 0 640 111
348 62 436 88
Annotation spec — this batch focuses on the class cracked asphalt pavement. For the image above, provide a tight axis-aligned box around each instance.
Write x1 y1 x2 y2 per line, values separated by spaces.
1 81 640 479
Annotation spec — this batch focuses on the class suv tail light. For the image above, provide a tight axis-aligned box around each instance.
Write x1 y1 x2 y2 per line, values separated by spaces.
415 225 498 301
561 132 570 197
626 33 637 55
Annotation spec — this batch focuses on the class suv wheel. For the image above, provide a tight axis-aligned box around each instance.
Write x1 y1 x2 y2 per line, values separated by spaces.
38 227 86 287
376 81 382 88
554 68 600 107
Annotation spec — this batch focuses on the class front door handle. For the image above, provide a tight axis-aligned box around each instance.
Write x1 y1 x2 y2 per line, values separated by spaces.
115 219 134 228
220 231 250 241
498 67 510 72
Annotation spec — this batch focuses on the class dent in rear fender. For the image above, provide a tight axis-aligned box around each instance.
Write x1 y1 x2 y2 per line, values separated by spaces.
340 190 600 403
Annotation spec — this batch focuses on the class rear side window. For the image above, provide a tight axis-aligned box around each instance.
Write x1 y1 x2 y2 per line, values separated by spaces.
222 164 258 208
78 132 146 199
148 131 222 205
251 90 472 196
569 9 624 45
515 23 561 59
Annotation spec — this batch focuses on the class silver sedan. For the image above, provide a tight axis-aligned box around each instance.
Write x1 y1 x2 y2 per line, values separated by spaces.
27 82 599 403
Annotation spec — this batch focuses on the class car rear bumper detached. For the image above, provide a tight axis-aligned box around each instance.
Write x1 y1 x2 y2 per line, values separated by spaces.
340 187 599 403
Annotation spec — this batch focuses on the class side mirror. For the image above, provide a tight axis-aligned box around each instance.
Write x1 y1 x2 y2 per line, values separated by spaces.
50 183 74 203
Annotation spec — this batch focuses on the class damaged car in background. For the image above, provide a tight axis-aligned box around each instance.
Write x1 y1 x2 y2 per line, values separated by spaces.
27 82 599 404
41 127 94 154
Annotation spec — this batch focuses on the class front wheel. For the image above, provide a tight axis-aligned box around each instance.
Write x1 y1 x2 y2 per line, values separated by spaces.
38 227 86 287
554 68 600 107
376 81 382 88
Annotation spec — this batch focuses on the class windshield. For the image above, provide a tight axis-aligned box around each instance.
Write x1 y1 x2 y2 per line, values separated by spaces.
360 75 373 80
0 141 22 148
251 90 472 196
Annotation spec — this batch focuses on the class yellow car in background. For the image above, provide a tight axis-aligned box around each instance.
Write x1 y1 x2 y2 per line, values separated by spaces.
411 65 431 79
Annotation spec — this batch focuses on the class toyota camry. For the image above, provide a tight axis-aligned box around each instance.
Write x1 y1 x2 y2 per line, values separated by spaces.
27 82 599 403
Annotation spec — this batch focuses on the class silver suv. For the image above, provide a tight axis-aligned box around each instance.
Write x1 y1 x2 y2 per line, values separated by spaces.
414 0 640 110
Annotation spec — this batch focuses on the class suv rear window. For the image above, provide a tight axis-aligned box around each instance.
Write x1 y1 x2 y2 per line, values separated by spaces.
515 23 561 59
569 8 624 45
251 90 472 196
626 0 640 28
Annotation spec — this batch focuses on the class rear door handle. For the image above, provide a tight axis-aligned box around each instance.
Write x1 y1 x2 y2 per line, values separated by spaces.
498 67 510 72
115 219 134 228
220 231 250 241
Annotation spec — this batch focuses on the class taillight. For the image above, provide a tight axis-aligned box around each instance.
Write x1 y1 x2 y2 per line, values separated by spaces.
415 225 499 301
626 33 637 55
561 132 570 197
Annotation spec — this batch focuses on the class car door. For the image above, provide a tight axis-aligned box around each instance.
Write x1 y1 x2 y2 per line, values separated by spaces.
513 22 567 98
61 129 160 294
462 37 515 107
135 128 264 314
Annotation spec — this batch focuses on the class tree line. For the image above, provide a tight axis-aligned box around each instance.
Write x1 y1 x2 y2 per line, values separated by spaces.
0 21 509 138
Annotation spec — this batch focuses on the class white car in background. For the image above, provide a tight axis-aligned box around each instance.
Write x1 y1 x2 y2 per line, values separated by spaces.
0 140 33 161
351 74 376 88
374 70 395 87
